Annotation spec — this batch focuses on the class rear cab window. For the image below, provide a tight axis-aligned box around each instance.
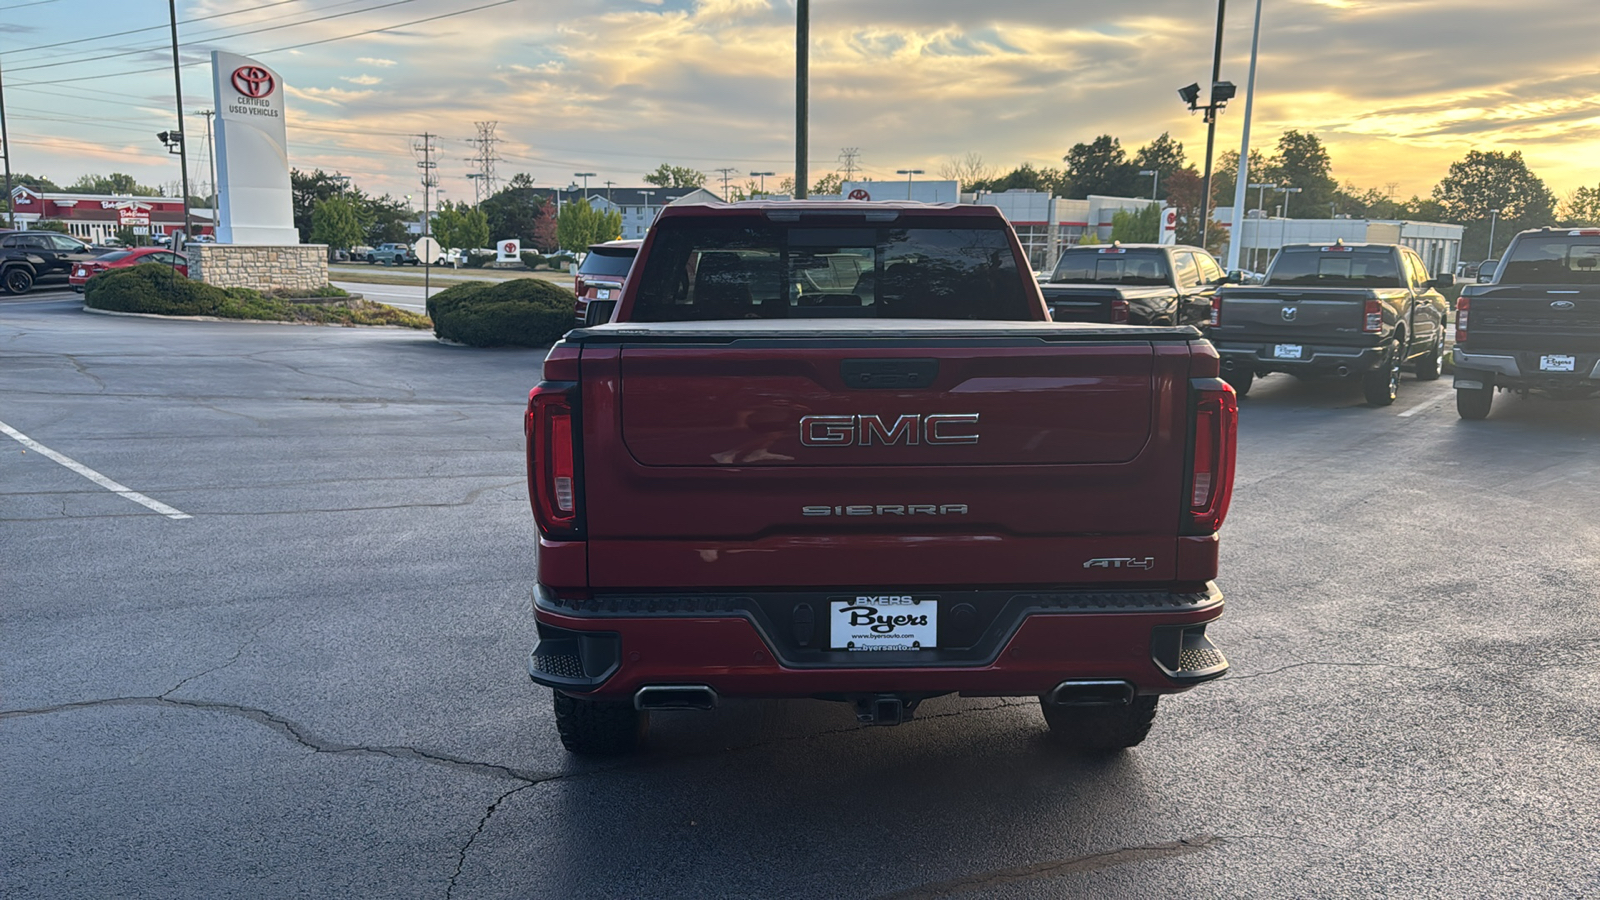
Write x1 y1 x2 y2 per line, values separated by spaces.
1267 247 1401 287
1051 248 1171 286
578 247 637 279
630 219 1029 321
1499 233 1600 284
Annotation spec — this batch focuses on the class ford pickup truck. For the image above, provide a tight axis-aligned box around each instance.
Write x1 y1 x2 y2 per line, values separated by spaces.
1208 241 1452 405
525 201 1238 755
1453 227 1600 419
1041 242 1225 327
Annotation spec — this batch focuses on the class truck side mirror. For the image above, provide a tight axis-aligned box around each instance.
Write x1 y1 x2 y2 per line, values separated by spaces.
1428 273 1454 289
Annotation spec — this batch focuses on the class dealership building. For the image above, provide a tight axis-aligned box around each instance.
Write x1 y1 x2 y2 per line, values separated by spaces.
6 185 214 243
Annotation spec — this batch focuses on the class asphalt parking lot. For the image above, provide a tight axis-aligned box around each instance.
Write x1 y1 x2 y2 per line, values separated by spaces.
3 291 1599 899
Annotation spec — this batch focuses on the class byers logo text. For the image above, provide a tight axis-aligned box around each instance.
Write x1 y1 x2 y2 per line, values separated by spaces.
841 597 929 634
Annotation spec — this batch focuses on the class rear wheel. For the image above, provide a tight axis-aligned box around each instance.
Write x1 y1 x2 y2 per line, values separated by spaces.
1362 340 1403 406
2 266 34 295
552 691 646 756
1456 384 1494 420
1041 695 1159 753
1415 330 1445 381
1223 368 1254 396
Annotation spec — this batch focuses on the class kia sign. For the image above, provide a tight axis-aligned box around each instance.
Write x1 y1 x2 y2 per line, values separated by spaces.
496 239 521 262
211 51 296 244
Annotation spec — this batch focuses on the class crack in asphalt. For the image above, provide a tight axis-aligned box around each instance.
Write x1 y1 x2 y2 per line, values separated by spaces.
244 351 420 400
869 833 1217 899
0 696 559 784
1221 660 1441 682
159 622 275 698
61 354 107 392
445 782 541 900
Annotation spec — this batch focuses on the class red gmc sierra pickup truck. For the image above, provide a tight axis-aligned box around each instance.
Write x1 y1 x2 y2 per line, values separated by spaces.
525 201 1237 755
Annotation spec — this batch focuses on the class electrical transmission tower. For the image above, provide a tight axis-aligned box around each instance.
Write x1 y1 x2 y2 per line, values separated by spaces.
714 167 738 201
465 121 501 205
838 147 861 180
413 132 439 236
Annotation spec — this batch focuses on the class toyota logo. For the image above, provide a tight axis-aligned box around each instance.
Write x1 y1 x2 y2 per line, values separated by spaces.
1281 306 1298 321
232 66 275 99
1550 300 1576 310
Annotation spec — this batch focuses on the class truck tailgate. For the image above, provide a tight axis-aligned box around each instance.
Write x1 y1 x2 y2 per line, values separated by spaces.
1216 286 1384 341
1466 284 1600 353
568 321 1201 589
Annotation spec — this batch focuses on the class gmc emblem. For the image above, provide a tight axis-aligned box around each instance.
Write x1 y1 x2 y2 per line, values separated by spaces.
799 413 980 447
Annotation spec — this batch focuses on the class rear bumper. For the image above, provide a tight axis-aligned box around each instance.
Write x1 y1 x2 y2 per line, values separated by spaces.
528 583 1227 700
1453 348 1600 389
1216 340 1385 374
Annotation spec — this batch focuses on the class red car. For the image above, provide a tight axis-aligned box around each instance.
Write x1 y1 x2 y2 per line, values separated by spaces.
69 248 188 291
572 239 640 325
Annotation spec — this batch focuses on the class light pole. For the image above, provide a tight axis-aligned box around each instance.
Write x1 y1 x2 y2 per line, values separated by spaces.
1248 183 1274 270
1 52 15 228
896 168 924 199
166 0 192 245
1275 186 1301 264
1487 208 1500 259
1179 0 1237 252
795 0 808 199
1225 0 1264 274
1139 169 1160 200
750 171 774 195
574 172 596 199
640 189 655 237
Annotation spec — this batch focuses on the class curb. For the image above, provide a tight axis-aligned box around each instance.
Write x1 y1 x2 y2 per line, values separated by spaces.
81 305 421 329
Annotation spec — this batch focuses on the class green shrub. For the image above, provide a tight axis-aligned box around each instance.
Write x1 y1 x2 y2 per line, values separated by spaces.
427 276 576 347
84 266 428 328
520 251 546 270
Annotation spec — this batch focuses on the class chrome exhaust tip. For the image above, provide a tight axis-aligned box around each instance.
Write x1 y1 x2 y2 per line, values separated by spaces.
634 685 718 711
1044 680 1136 707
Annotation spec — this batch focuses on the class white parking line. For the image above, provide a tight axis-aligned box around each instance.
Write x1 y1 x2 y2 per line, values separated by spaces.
0 419 192 519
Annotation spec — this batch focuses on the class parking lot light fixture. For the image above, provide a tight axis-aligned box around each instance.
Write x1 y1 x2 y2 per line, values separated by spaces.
750 171 774 195
575 172 596 199
1488 208 1500 258
1140 169 1160 200
896 169 924 199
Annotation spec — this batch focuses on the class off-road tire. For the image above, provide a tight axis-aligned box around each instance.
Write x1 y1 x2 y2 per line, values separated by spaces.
1041 695 1159 753
552 691 646 756
2 266 35 295
1362 340 1403 406
1414 331 1445 381
1223 369 1254 397
1456 384 1494 420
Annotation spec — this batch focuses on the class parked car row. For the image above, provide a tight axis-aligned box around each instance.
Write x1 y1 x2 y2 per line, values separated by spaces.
0 230 192 295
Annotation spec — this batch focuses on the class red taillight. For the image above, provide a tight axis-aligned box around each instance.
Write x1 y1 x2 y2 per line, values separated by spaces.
573 276 586 297
527 383 580 537
1111 298 1130 324
1363 299 1383 333
1186 379 1238 535
1455 295 1469 345
1209 294 1222 327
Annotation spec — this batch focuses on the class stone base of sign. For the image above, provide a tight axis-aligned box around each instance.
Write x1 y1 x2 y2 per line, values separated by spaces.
187 243 329 292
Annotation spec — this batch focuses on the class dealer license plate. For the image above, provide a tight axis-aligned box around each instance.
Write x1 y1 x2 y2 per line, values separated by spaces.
830 596 937 651
596 289 611 299
1540 354 1576 372
1274 343 1303 359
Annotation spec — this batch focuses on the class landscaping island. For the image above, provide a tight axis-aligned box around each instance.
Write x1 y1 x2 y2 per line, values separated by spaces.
84 266 431 329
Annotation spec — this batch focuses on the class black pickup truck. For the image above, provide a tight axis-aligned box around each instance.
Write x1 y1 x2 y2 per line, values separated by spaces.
1208 242 1452 405
1453 227 1600 419
1040 243 1224 327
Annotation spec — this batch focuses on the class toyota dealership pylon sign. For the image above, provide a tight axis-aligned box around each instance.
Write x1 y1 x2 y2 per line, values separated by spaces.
211 51 297 245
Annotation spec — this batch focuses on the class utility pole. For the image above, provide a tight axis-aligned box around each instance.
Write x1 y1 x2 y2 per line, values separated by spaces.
795 0 808 199
466 121 501 205
414 132 438 235
167 0 192 243
200 110 217 214
603 180 615 205
714 167 737 201
838 148 860 181
0 52 13 228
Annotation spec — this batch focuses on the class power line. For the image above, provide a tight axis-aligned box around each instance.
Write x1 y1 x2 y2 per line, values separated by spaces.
5 0 320 58
12 0 524 88
7 0 425 74
838 147 861 180
714 167 737 200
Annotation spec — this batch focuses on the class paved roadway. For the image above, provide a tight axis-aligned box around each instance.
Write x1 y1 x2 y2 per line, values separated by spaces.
3 289 1598 899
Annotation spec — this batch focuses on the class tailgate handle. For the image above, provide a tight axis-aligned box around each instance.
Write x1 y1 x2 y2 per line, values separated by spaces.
841 358 939 389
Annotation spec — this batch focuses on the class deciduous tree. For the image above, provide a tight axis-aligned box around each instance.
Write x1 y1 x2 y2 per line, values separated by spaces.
309 196 364 254
643 164 707 189
1433 150 1556 257
1062 135 1138 199
1559 185 1600 226
556 200 622 253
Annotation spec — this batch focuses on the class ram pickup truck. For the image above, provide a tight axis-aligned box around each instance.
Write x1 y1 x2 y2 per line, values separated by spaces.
1208 241 1452 405
1041 242 1225 327
525 201 1238 756
1453 228 1600 419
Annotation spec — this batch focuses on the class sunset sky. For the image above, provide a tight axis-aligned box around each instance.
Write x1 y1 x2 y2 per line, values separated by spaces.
3 0 1596 205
